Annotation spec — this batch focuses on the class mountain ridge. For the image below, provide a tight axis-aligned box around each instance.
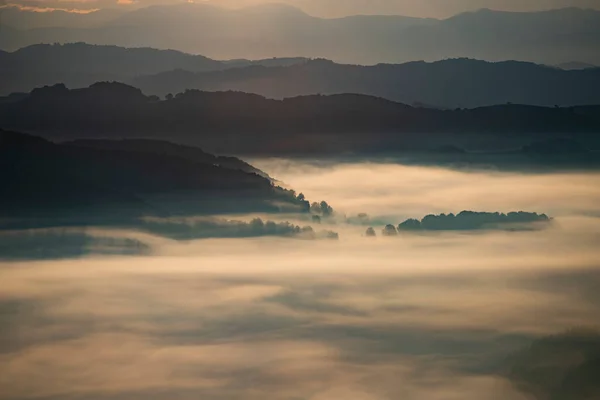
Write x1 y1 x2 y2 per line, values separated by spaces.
0 128 309 225
3 43 600 108
131 57 600 108
2 82 599 161
2 5 599 65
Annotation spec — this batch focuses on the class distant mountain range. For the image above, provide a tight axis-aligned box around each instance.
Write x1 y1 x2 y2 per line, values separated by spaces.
2 44 600 108
555 62 598 70
0 43 308 96
132 58 600 108
0 128 309 226
2 4 600 65
1 82 599 168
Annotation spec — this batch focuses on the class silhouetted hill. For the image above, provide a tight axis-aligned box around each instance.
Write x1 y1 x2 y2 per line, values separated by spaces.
2 82 600 163
222 57 310 69
2 5 599 65
131 58 600 108
0 128 309 227
3 44 600 108
521 138 590 155
0 43 309 96
65 139 271 179
556 62 597 70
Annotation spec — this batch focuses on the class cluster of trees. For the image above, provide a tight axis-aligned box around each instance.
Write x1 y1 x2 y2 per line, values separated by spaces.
364 225 398 237
139 217 338 240
364 211 551 236
397 211 550 231
290 192 335 216
310 200 334 217
0 228 148 260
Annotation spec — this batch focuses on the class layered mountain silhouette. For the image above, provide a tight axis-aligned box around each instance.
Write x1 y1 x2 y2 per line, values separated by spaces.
131 58 600 108
0 128 309 228
2 4 600 65
3 44 600 107
1 82 598 168
0 43 308 96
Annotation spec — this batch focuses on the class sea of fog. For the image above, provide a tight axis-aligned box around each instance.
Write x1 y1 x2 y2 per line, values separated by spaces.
1 162 599 400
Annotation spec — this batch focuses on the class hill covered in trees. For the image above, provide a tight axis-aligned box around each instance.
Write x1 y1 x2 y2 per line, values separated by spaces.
397 211 551 231
1 82 599 169
0 129 311 228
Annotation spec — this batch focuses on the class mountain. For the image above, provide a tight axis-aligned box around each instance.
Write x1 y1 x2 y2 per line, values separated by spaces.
1 82 599 162
0 128 309 226
2 5 600 65
222 57 309 69
0 43 309 96
64 138 271 179
3 44 600 107
131 58 600 108
556 62 598 70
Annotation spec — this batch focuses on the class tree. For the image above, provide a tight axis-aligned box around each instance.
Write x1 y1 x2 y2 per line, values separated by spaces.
320 201 333 217
382 224 398 236
311 202 321 214
165 93 174 101
365 227 376 237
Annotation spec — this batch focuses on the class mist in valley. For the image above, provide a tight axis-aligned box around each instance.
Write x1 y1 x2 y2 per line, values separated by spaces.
1 162 599 400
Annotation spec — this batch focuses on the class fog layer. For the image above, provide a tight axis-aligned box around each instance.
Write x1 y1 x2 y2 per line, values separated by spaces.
1 162 599 400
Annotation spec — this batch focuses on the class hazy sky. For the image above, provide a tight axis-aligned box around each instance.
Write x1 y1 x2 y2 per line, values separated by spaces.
4 0 600 17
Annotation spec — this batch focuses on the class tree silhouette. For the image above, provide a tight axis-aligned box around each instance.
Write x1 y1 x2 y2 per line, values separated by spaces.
382 224 398 236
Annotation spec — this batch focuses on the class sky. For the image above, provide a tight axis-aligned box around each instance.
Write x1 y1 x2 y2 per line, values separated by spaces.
3 0 600 17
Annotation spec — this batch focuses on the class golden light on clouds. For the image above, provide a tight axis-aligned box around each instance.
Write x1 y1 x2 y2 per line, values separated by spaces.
2 3 100 12
1 162 599 399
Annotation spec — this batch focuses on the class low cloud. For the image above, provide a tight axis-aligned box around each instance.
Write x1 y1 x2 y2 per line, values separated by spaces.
1 260 598 399
0 227 149 260
1 162 599 399
253 160 600 220
504 329 600 399
0 217 339 261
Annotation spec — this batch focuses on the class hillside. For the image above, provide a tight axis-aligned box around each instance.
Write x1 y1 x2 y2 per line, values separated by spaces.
0 129 308 227
1 82 599 165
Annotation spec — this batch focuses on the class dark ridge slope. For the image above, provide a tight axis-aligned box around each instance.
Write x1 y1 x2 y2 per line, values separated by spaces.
0 129 308 226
